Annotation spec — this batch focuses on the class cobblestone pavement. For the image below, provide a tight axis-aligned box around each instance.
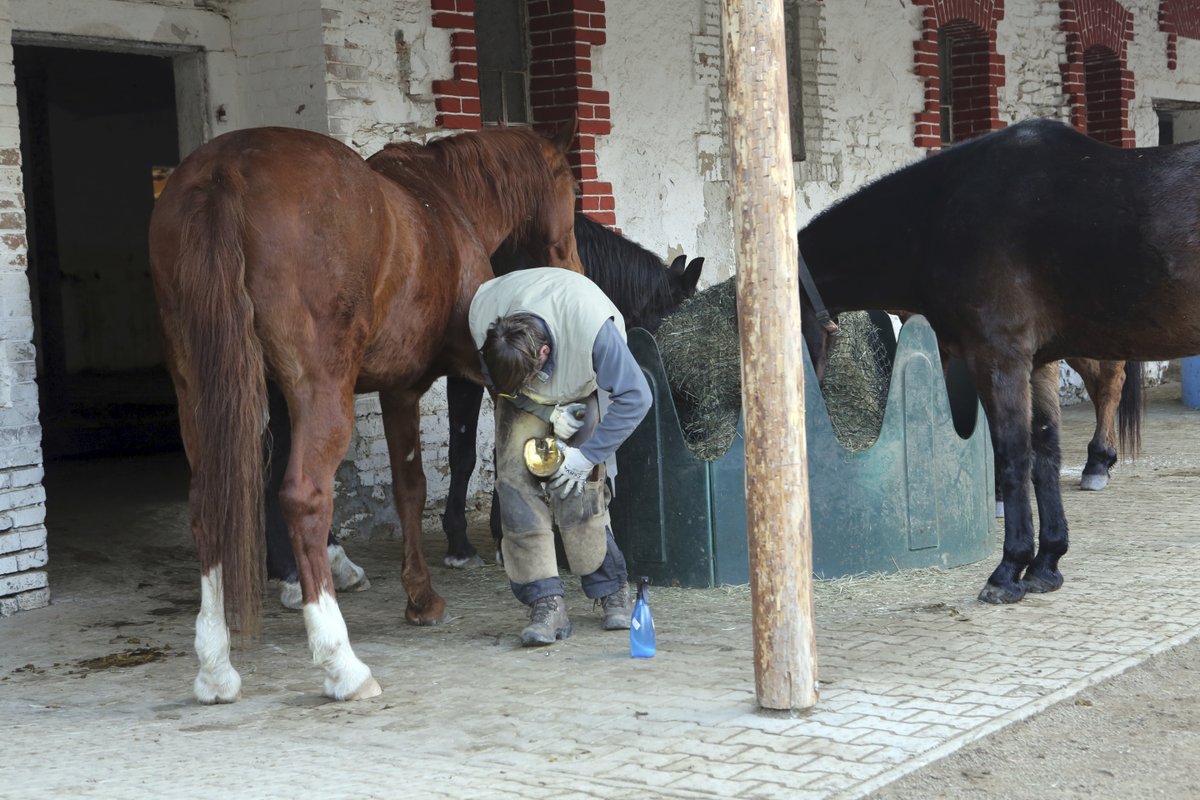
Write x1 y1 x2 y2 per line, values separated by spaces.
2 384 1199 799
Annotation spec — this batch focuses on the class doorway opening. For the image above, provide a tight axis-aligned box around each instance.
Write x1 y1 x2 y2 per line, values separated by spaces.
15 45 182 461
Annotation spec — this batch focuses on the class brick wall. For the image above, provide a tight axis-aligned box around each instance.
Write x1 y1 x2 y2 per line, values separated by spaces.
0 5 48 616
227 0 329 131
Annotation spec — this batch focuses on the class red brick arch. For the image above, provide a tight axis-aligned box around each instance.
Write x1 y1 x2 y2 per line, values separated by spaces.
1159 0 1200 71
912 0 1006 150
1060 0 1135 146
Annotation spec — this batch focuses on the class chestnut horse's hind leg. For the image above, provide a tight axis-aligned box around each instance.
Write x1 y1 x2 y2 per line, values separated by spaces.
194 567 241 703
279 386 380 701
1071 358 1124 491
1023 362 1069 593
172 375 242 704
380 388 448 625
973 354 1037 605
441 376 485 568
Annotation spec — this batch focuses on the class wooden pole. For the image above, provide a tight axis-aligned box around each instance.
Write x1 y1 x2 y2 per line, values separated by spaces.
721 0 818 710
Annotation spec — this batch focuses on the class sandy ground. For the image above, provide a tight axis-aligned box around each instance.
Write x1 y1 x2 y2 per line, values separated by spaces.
868 636 1200 799
3 383 1200 798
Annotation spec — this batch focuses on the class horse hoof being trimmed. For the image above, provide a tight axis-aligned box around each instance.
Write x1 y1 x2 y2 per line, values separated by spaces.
977 582 1026 605
443 553 486 569
1079 472 1109 491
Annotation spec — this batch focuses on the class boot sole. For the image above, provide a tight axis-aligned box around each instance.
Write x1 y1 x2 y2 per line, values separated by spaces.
520 622 574 646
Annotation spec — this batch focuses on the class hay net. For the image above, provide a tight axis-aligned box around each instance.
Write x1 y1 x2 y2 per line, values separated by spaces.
652 278 892 459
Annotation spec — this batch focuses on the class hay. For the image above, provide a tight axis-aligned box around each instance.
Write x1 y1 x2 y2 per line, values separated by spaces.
653 281 893 458
819 311 891 451
654 278 742 459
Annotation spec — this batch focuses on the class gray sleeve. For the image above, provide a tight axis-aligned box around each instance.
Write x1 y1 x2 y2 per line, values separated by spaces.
579 319 652 465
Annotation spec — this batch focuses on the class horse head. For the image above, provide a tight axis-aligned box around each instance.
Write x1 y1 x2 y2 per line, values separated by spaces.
526 120 585 273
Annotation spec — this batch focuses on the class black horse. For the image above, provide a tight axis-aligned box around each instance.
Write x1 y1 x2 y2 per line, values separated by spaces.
797 118 1195 605
266 213 704 599
440 212 704 567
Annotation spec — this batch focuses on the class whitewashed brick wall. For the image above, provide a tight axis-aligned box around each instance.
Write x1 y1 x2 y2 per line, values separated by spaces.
225 0 328 131
0 2 47 616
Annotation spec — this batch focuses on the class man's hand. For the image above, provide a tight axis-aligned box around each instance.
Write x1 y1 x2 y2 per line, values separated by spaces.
548 445 593 498
549 402 587 440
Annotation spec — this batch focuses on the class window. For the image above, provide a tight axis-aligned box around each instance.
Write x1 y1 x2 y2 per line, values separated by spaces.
475 0 530 125
938 30 956 145
784 0 806 162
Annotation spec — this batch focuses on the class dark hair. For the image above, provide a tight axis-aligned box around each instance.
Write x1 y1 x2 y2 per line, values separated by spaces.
481 313 548 396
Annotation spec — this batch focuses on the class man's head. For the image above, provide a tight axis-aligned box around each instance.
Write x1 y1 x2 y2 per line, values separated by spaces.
481 313 551 397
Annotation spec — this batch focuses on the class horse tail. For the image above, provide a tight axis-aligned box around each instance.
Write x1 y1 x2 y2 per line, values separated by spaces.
169 165 266 638
1118 360 1144 461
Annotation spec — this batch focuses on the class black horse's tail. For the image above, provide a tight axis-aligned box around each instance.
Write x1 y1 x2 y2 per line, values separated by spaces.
1118 360 1144 461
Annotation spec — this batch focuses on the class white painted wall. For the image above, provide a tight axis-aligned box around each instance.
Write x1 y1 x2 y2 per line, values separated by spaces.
594 0 731 283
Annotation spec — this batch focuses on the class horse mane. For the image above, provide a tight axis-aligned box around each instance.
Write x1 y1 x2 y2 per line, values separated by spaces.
426 128 563 246
574 214 681 331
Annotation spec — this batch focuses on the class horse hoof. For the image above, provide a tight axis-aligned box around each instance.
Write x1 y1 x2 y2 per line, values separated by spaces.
443 553 486 569
977 582 1025 605
1079 473 1109 491
1022 569 1064 594
405 599 449 626
329 545 370 592
279 580 303 610
338 573 371 593
194 670 242 704
344 675 382 701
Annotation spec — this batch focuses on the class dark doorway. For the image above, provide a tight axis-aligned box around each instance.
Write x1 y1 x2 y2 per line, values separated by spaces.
15 45 181 460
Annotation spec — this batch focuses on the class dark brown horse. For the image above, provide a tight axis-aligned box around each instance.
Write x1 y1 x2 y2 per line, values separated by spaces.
148 124 582 703
798 118 1200 606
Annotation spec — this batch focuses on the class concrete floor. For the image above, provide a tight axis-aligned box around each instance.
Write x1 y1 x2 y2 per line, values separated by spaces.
2 383 1200 799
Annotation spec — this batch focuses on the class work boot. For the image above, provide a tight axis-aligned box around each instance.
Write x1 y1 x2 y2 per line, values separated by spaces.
520 595 573 646
597 583 632 630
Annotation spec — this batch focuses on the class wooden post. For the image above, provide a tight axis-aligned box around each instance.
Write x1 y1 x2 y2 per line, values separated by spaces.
721 0 818 710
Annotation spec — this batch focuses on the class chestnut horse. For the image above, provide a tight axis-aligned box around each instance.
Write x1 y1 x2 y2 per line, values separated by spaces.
148 124 582 703
798 118 1200 606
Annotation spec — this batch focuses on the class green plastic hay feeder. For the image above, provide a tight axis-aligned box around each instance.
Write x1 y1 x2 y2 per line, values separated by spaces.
610 314 995 588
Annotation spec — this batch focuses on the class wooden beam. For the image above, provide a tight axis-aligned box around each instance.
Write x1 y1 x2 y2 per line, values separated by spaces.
721 0 818 710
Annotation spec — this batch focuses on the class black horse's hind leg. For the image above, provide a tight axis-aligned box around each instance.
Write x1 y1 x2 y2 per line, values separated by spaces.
975 359 1037 605
267 383 369 609
266 382 301 583
442 376 485 568
1024 363 1068 593
489 484 503 564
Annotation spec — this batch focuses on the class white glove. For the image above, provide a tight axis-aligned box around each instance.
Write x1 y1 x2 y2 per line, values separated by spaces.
549 402 587 440
548 445 594 498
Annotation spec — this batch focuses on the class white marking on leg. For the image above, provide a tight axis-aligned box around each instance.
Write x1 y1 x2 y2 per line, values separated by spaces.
303 591 380 700
328 543 370 592
193 567 242 704
405 449 417 462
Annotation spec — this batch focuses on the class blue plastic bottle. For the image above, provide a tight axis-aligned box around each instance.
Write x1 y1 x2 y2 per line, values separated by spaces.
630 576 656 658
